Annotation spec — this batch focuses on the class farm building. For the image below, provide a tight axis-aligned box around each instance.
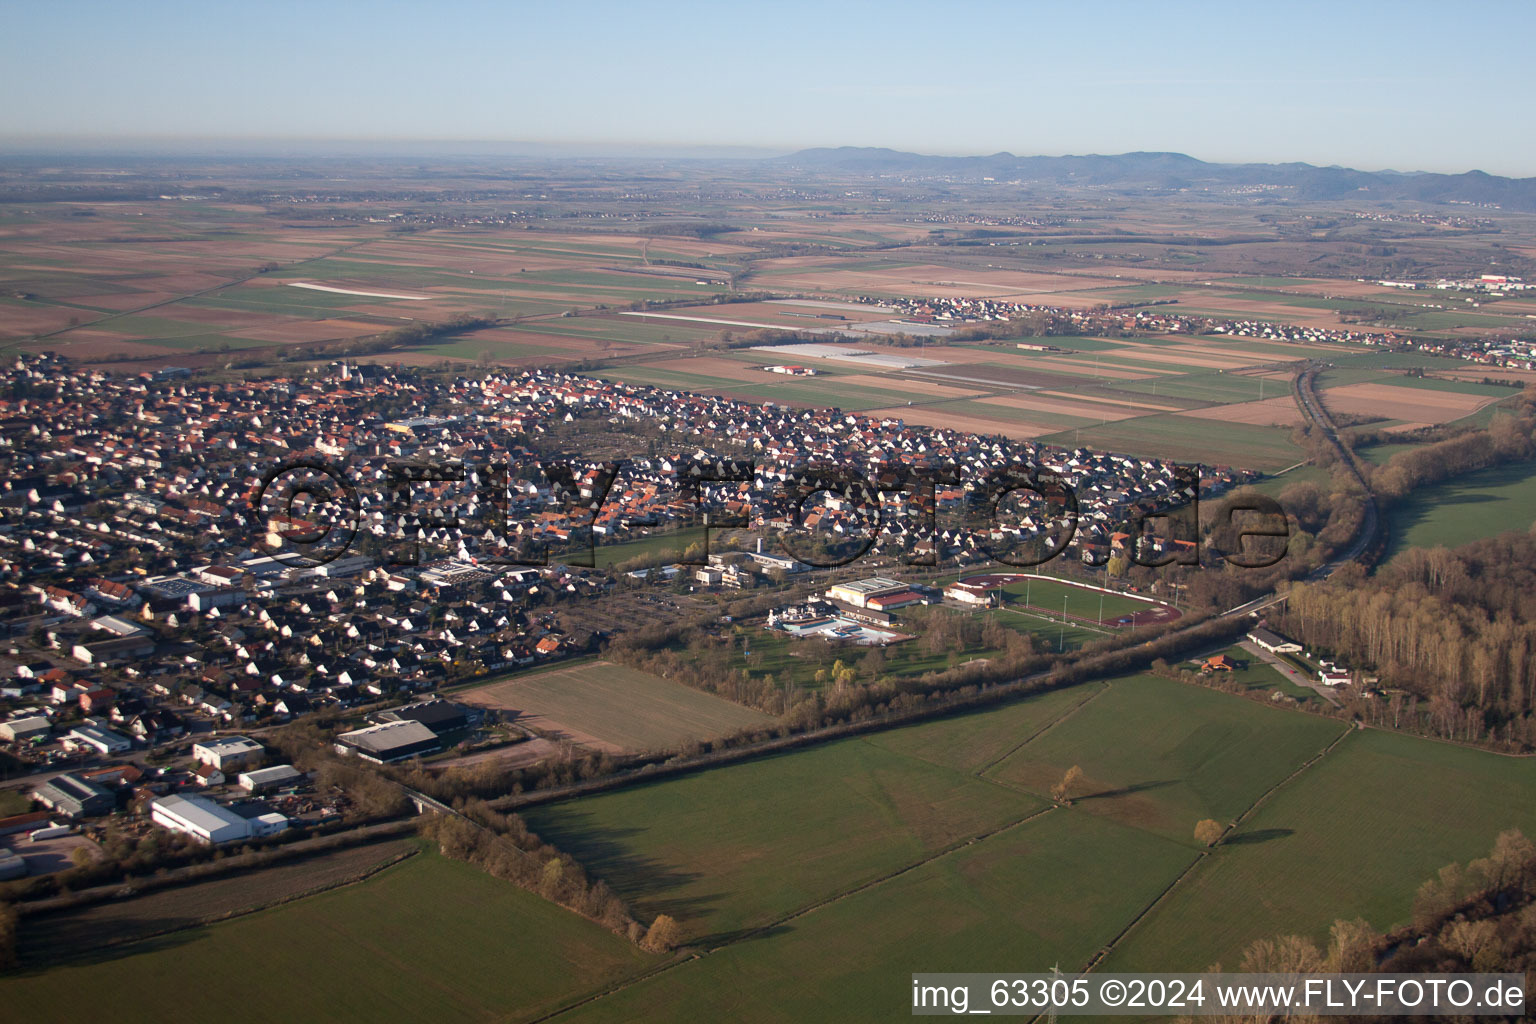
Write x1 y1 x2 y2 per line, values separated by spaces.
334 720 441 763
193 736 264 771
32 774 114 818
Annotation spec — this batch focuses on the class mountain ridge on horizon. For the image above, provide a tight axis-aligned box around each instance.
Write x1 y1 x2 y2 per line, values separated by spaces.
777 146 1536 208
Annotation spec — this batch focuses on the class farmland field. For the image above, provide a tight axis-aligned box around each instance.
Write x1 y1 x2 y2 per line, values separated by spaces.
518 669 1502 1022
17 839 419 964
0 846 655 1024
520 700 1061 942
457 659 773 752
981 676 1348 843
1037 414 1303 471
1105 728 1536 972
1382 457 1536 559
555 810 1195 1024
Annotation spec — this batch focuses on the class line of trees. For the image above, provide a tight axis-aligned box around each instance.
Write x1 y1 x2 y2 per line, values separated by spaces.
279 313 498 363
417 801 646 944
1365 390 1536 501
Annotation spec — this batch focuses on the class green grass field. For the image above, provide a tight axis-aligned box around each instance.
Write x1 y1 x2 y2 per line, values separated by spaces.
993 575 1155 623
0 847 654 1024
993 605 1106 651
522 733 1048 943
1117 370 1277 405
555 809 1195 1023
1383 458 1536 559
1236 463 1333 498
1105 728 1536 972
12 670 1534 1021
982 676 1348 843
458 660 773 752
1038 414 1302 472
593 526 709 567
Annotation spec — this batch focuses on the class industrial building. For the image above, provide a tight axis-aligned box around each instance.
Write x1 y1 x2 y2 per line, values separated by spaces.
334 719 441 763
0 849 26 881
150 794 288 844
377 699 471 736
193 735 264 771
64 723 132 755
0 714 51 742
32 774 114 818
236 764 304 793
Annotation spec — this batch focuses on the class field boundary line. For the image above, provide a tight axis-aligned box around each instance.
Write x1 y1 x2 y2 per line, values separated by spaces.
524 806 1060 1024
15 236 379 350
1218 723 1357 840
21 844 419 968
974 680 1110 778
1082 725 1358 973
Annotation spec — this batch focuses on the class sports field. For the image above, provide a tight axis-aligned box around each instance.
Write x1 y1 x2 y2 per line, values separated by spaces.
956 573 1176 627
457 660 772 752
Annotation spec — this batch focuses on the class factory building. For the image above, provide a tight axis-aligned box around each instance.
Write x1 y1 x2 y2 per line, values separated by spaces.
150 794 288 844
192 736 264 771
32 774 115 818
376 699 472 736
334 719 441 763
236 765 304 793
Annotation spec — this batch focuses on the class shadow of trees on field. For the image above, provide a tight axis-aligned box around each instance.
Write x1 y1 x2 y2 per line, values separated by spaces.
523 808 724 924
18 919 210 971
1079 779 1177 802
1222 828 1295 846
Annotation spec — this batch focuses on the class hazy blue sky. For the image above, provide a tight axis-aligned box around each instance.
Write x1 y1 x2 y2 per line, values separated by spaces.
4 0 1533 175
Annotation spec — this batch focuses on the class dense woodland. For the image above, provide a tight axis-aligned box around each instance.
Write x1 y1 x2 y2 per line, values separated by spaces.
1279 531 1536 748
1267 388 1536 748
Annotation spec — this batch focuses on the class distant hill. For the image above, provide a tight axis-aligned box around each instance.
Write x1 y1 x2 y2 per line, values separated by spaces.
775 147 1536 210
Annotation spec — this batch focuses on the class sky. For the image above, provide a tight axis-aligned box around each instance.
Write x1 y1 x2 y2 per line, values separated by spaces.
4 0 1534 176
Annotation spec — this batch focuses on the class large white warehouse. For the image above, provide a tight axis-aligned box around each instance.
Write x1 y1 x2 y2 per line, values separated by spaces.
151 794 286 844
